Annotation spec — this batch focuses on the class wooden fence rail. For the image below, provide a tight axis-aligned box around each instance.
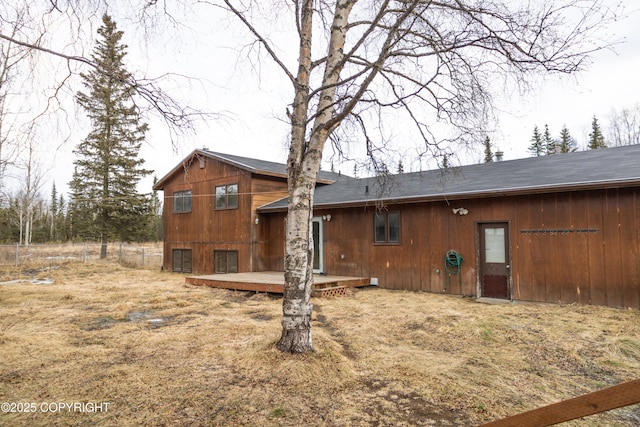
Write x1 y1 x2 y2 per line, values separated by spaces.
481 379 640 427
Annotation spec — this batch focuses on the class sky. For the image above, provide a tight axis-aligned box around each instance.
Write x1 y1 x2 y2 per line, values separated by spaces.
6 1 640 199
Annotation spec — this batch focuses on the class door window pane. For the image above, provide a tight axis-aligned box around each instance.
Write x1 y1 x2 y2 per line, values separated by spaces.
485 228 505 263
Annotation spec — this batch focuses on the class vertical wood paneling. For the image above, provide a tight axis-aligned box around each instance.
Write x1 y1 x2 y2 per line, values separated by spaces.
570 192 591 305
513 196 532 301
555 194 576 304
528 195 546 302
542 194 561 303
625 189 640 308
161 156 291 274
604 189 624 307
430 204 447 293
587 191 607 306
618 188 638 308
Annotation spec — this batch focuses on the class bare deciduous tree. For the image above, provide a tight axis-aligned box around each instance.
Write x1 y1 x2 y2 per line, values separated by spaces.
16 138 45 246
0 2 206 151
0 7 34 198
608 104 640 146
216 0 619 353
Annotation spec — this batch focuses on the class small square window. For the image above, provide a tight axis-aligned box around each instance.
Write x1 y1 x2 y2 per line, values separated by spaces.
215 183 239 210
172 249 192 272
214 250 238 273
173 190 192 213
373 211 401 244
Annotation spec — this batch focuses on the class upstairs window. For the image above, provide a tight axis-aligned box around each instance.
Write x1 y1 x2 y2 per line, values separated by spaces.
215 183 239 209
374 211 401 244
173 190 192 213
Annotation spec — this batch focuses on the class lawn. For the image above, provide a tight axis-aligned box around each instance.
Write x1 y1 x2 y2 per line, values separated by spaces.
1 262 639 426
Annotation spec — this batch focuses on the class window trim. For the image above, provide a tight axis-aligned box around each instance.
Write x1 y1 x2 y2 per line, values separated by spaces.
214 250 239 273
173 190 192 213
214 183 239 210
172 249 192 273
373 211 401 245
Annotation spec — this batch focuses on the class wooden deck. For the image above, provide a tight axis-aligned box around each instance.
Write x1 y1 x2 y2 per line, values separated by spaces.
185 271 371 296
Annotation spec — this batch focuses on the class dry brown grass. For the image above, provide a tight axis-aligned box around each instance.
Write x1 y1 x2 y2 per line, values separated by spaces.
1 262 639 426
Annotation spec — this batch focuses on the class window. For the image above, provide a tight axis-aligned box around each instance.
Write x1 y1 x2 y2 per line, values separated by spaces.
172 249 192 273
173 190 192 213
215 251 238 273
374 211 401 244
215 183 239 209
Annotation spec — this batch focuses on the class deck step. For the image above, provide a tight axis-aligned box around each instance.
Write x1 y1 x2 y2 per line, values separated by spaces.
312 286 350 298
314 281 338 290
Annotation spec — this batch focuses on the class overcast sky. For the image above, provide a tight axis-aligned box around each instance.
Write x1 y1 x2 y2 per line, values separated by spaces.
18 2 640 197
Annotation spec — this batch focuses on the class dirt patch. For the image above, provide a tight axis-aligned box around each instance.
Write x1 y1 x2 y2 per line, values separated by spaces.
0 262 638 426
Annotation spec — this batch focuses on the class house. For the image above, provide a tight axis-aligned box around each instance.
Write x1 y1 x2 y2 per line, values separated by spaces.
153 145 640 309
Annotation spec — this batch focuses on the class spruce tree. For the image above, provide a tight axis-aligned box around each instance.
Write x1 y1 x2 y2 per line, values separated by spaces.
544 124 557 155
558 125 578 153
483 136 493 162
528 126 544 156
588 115 607 149
69 14 152 257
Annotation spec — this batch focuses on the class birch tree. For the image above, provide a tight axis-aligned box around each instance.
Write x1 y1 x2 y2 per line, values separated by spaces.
16 139 44 246
215 0 618 353
0 8 33 197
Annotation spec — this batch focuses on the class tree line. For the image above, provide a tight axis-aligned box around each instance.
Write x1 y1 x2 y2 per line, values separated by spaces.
527 111 640 157
0 15 161 249
0 182 163 245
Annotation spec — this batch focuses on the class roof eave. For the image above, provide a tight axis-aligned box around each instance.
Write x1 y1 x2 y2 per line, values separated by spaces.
257 178 640 213
152 149 200 191
153 149 337 190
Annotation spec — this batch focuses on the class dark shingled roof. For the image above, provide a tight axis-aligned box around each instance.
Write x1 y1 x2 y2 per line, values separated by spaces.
258 144 640 212
153 149 349 190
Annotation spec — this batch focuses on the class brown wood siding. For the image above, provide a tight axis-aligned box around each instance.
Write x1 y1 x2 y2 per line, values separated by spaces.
261 187 640 309
251 176 288 272
587 192 607 306
160 157 288 274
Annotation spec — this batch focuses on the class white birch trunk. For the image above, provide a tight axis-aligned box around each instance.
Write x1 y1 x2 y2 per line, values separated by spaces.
277 0 355 353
